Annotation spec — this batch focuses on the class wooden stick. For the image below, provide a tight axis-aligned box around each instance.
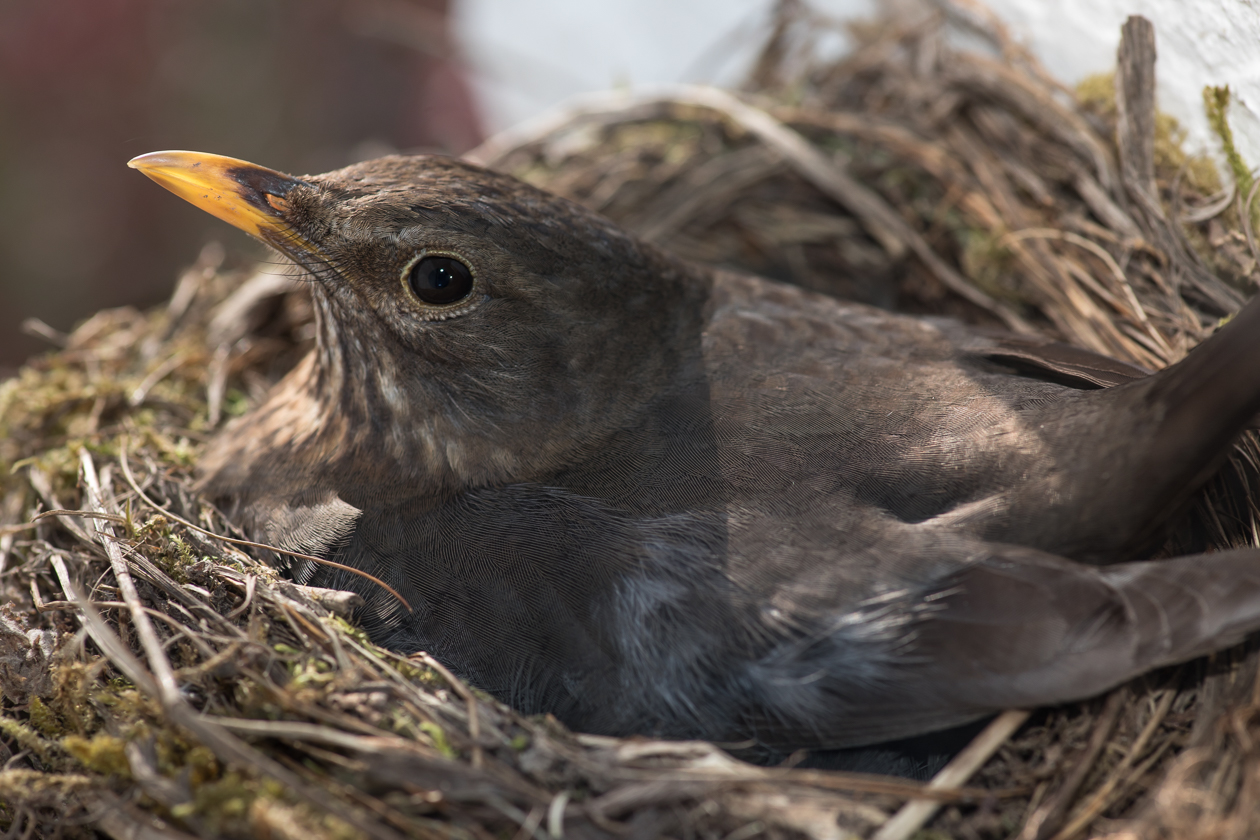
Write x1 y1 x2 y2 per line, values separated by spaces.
872 709 1031 840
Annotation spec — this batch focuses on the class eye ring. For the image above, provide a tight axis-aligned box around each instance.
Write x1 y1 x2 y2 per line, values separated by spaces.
400 250 478 312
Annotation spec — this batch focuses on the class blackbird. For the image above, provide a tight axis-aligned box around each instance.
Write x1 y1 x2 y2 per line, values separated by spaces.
132 150 1260 762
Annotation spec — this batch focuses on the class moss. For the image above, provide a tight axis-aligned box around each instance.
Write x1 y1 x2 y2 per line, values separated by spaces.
608 121 706 161
250 798 361 840
223 388 250 417
1076 72 1116 116
289 657 335 690
134 514 172 543
172 770 258 834
49 662 103 737
170 534 198 576
1078 72 1221 197
141 427 200 469
384 657 446 691
27 697 59 738
148 724 223 787
231 680 285 721
141 529 198 582
327 616 375 648
185 746 221 788
382 709 419 741
92 686 160 728
61 733 131 778
1155 111 1220 195
418 721 457 759
0 717 58 762
0 377 19 432
0 768 98 804
1204 87 1250 195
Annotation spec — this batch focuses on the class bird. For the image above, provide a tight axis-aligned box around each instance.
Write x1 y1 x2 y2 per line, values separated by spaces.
131 149 1260 770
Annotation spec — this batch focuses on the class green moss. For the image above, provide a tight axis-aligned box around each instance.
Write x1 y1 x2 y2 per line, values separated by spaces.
49 662 103 736
1076 72 1116 115
1156 111 1220 195
0 717 58 762
1204 87 1250 195
289 658 335 690
185 746 220 788
1078 72 1221 197
381 709 419 740
173 770 256 830
144 530 198 582
134 514 171 542
62 733 131 778
327 616 375 648
250 798 361 840
0 768 99 804
418 721 457 759
387 658 445 691
27 697 60 738
142 427 200 469
610 121 705 161
223 388 250 417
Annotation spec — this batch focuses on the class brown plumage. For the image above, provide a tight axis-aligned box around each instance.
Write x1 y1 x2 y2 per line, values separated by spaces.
132 150 1260 770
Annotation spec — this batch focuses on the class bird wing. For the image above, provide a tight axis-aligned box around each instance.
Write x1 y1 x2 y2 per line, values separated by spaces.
955 327 1151 388
703 271 1260 561
731 534 1260 749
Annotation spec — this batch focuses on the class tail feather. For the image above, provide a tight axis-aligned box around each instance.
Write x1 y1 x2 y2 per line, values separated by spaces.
1139 298 1260 506
735 546 1260 750
1014 297 1260 560
925 548 1260 713
1101 552 1260 666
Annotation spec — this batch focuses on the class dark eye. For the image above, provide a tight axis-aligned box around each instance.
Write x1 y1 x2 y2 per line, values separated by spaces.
407 255 474 305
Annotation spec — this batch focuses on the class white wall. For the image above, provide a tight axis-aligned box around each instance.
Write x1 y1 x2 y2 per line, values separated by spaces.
454 0 1260 167
983 0 1260 169
453 0 873 130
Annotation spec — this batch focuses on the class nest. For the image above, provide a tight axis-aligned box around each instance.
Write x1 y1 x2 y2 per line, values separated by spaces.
3 1 1260 837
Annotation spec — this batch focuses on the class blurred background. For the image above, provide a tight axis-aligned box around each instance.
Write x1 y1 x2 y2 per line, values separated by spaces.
3 0 1259 375
0 0 481 375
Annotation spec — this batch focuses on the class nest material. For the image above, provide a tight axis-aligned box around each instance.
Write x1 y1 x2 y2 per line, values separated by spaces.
3 2 1260 838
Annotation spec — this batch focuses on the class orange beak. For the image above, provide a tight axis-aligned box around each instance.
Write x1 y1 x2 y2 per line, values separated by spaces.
128 150 312 252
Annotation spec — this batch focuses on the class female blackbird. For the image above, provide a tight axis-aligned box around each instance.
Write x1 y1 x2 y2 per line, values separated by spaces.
132 150 1260 758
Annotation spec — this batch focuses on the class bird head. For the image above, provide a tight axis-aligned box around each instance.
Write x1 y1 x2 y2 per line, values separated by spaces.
130 151 711 503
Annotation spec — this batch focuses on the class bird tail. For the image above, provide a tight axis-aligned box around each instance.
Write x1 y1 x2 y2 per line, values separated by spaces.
1033 296 1260 561
1098 549 1260 666
1137 300 1260 501
741 544 1260 750
925 547 1260 714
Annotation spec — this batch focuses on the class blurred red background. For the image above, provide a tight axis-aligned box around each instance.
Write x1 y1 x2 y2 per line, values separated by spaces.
0 0 483 375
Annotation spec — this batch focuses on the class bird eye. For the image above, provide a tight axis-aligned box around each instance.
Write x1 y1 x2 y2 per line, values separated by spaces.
406 255 475 305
